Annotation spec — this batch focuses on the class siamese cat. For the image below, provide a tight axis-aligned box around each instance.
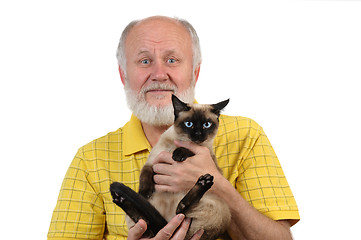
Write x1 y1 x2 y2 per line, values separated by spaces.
110 95 231 240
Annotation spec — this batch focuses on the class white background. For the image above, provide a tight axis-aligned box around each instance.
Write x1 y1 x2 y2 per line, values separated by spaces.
1 0 360 239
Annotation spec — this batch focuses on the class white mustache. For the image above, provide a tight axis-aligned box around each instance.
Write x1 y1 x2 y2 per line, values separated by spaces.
141 83 177 94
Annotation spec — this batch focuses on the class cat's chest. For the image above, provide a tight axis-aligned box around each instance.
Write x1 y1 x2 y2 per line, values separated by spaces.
149 142 176 161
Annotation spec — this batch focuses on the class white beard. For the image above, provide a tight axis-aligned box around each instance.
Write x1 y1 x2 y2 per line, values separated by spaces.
124 82 195 126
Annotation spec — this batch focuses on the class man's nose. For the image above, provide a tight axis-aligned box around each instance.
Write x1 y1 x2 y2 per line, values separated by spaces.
150 62 169 81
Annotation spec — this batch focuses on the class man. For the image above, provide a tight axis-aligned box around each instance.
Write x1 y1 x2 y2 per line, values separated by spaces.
48 16 300 240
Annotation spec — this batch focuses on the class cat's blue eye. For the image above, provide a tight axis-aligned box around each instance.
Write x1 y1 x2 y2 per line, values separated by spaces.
184 121 193 128
203 122 212 129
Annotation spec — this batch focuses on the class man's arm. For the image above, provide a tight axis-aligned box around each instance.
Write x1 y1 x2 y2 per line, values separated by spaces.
214 175 293 240
152 141 293 240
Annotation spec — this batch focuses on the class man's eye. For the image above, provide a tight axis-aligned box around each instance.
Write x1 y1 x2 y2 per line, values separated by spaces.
140 59 150 64
167 58 176 64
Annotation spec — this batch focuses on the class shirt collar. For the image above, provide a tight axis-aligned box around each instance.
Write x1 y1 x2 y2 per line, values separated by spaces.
123 100 198 155
123 114 152 156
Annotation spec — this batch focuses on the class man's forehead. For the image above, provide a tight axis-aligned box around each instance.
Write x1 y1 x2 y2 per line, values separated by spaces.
125 19 192 55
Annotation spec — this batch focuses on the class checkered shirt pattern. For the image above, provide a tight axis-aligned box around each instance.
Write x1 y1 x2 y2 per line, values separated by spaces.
48 114 299 240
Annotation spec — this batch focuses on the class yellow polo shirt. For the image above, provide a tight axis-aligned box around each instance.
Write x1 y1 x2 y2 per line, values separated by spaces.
48 114 300 240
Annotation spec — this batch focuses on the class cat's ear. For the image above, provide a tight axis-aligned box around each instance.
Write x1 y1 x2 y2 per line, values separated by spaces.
211 99 230 116
172 95 191 120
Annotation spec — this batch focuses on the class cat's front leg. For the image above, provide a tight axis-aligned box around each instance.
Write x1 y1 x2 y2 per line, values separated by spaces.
172 147 195 162
138 164 155 199
176 174 214 214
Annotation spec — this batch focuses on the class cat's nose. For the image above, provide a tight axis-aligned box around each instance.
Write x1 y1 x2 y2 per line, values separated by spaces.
192 131 204 143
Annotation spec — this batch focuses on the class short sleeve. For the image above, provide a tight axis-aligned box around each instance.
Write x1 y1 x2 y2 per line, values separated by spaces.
236 124 300 225
48 149 106 240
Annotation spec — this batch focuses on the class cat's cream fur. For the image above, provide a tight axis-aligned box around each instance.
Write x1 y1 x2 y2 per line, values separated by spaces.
126 101 231 240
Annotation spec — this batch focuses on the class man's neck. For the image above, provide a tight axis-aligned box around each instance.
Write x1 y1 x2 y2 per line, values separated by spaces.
141 122 170 147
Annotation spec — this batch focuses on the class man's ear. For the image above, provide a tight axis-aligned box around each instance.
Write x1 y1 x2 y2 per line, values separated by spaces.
194 65 201 84
118 65 126 86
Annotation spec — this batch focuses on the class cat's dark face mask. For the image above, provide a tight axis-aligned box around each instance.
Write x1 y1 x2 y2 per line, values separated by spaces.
181 113 217 144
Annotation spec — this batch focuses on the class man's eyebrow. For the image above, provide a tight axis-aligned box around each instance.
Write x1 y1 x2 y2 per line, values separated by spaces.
137 50 151 56
164 50 178 56
136 49 180 57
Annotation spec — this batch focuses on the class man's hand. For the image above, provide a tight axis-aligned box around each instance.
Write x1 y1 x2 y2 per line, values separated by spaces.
127 214 204 240
152 140 223 193
151 142 294 240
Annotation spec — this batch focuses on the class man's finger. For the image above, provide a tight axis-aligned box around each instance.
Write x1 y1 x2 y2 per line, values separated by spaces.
171 217 191 239
127 219 147 240
155 214 185 239
153 162 173 175
153 172 171 184
189 229 204 240
153 151 173 164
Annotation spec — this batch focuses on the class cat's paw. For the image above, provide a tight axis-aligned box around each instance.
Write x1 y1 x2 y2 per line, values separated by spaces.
176 202 186 214
113 194 127 204
138 186 154 200
197 174 214 191
110 182 130 206
172 147 195 162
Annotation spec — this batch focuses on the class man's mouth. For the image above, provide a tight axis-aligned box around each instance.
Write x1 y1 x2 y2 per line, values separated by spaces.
146 89 174 93
143 84 177 93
